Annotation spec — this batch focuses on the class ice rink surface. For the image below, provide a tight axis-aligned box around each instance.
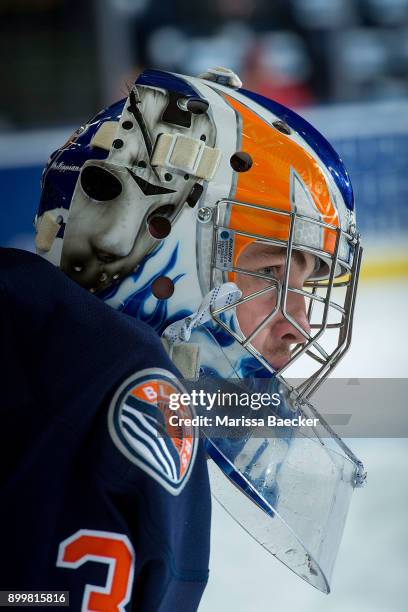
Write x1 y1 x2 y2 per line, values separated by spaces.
200 279 408 612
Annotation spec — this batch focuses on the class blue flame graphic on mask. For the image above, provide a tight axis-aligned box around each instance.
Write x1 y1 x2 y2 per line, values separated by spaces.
207 312 236 347
203 312 273 379
100 242 191 334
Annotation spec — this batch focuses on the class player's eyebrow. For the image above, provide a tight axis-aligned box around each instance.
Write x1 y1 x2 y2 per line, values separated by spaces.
247 248 313 272
252 250 286 264
239 248 285 270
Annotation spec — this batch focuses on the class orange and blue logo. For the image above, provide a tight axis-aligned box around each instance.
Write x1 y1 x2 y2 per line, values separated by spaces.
108 368 197 495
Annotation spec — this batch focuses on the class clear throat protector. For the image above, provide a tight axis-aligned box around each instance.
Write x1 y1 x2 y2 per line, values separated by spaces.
163 280 365 594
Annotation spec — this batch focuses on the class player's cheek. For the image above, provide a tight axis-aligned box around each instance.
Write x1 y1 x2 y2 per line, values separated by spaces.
238 274 272 295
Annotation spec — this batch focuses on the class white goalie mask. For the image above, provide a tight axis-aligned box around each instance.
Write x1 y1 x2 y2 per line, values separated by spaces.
36 67 365 593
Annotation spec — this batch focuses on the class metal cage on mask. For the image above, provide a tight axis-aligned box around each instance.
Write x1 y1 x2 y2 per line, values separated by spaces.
209 198 363 402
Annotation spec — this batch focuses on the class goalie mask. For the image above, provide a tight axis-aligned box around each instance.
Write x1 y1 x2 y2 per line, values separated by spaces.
36 67 365 593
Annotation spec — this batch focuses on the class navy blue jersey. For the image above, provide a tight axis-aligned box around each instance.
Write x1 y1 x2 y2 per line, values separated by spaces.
0 248 210 611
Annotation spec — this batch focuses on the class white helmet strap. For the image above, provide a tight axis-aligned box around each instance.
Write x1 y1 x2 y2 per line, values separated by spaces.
162 282 241 346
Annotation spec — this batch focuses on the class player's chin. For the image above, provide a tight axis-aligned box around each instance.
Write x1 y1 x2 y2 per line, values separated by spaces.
263 352 292 371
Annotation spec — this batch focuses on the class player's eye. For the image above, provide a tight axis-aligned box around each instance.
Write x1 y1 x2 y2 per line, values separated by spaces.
258 265 282 278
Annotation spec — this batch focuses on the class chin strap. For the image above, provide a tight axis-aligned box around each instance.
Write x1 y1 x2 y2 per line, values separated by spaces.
162 282 241 345
161 283 241 379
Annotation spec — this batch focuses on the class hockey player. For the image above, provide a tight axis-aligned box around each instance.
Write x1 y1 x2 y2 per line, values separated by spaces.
1 67 365 609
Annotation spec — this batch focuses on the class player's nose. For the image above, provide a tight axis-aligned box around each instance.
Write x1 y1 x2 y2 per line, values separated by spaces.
274 292 311 345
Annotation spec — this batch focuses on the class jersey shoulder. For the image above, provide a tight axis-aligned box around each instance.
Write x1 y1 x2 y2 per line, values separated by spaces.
0 247 182 425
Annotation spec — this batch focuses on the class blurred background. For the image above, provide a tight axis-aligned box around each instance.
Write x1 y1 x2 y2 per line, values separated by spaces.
1 0 408 263
0 1 407 610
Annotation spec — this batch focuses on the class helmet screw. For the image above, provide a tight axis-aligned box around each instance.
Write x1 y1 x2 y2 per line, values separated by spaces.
197 207 212 223
186 183 204 207
198 67 242 89
230 151 253 172
99 272 108 282
186 98 209 115
273 120 291 135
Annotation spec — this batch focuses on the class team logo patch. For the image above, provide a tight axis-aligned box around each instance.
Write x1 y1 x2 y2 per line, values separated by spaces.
108 368 197 495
